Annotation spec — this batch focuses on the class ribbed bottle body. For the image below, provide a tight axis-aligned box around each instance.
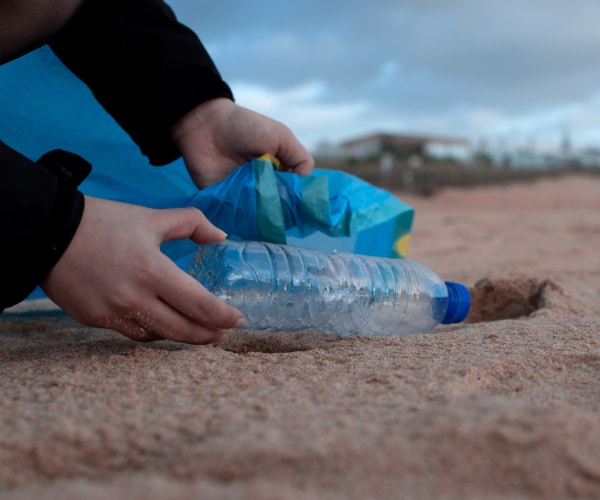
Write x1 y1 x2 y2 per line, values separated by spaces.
191 240 451 336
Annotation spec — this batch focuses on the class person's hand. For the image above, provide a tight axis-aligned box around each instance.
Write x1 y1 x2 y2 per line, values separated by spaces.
172 98 315 189
41 196 244 344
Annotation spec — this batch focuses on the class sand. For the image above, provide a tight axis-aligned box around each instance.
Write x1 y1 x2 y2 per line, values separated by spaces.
1 173 599 499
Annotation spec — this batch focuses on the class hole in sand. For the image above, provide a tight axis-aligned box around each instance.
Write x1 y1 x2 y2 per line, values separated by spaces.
466 277 562 323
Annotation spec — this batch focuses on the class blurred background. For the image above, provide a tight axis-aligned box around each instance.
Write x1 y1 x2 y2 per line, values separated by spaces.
169 0 600 193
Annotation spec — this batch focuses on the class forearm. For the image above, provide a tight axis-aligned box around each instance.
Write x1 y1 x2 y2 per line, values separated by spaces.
0 142 85 310
49 0 234 166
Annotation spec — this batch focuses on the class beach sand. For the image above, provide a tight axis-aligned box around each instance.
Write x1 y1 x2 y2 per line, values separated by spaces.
1 174 599 499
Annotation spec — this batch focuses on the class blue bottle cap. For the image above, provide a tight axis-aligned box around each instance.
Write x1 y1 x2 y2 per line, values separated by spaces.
442 282 471 324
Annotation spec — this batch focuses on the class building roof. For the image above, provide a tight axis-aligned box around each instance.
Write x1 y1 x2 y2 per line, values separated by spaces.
340 132 470 149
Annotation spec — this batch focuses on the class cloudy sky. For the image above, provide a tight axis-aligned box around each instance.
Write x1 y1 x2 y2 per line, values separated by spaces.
169 0 600 153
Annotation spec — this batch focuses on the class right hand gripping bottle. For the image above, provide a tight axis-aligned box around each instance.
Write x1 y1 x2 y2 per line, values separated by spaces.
190 240 470 337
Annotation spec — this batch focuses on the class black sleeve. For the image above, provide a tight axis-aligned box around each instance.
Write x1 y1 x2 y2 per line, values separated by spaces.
49 0 234 166
0 142 85 311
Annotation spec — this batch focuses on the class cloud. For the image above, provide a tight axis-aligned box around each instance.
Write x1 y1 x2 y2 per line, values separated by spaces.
231 81 371 147
169 0 600 149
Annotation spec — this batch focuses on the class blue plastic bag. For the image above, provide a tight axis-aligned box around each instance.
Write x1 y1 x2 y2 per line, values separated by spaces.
162 156 414 268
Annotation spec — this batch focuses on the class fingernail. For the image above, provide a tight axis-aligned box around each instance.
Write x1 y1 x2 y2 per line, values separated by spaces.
233 317 245 329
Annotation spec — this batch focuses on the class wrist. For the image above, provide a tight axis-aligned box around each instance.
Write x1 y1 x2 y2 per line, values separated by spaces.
171 98 235 146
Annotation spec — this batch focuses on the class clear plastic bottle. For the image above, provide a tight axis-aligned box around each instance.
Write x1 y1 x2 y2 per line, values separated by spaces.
190 240 470 337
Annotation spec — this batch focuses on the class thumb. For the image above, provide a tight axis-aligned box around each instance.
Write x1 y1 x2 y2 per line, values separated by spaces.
156 207 227 244
272 124 315 175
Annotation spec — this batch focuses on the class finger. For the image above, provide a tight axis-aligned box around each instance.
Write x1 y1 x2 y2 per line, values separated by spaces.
273 125 315 175
156 254 244 331
140 300 227 344
105 315 163 343
130 322 164 343
124 324 164 343
112 300 228 345
154 206 227 245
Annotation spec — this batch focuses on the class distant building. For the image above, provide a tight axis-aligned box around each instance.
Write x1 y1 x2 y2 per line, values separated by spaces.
338 132 472 163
